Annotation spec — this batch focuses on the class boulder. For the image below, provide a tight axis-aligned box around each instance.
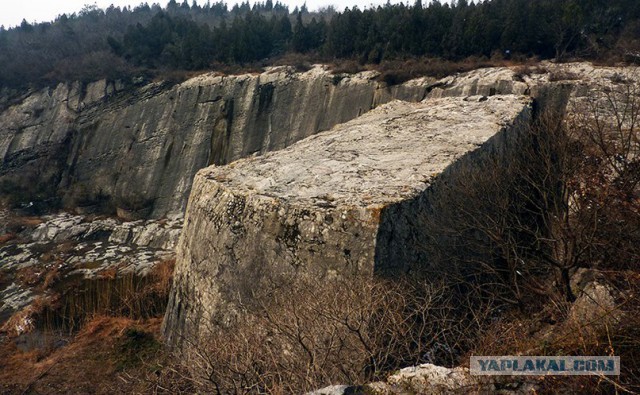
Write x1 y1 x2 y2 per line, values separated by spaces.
163 95 533 345
367 363 538 394
568 280 620 332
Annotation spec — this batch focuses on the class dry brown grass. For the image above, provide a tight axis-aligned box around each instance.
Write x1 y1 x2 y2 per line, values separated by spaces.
208 61 265 76
3 256 176 340
271 52 319 72
0 257 186 394
35 272 169 333
151 68 207 84
372 56 543 85
5 216 43 233
0 316 190 395
149 258 175 298
0 233 16 244
41 263 63 290
330 59 367 74
15 266 44 288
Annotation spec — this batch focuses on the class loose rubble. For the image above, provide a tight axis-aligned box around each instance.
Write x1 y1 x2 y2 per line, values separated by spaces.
0 211 182 328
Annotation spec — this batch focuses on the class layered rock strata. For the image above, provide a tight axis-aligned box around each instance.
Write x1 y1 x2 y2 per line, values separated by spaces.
0 67 431 217
1 62 631 219
163 95 533 345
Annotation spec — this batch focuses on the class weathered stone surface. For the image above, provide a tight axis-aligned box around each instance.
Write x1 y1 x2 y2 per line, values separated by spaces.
0 66 432 218
427 66 531 98
568 281 620 332
306 385 359 395
308 363 539 394
0 283 35 326
366 363 537 394
1 62 633 220
381 364 474 394
426 61 638 102
0 211 182 329
163 95 532 344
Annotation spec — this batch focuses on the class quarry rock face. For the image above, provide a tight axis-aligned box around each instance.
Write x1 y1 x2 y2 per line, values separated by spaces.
426 61 638 102
0 66 431 218
163 95 533 345
2 62 633 341
0 62 631 219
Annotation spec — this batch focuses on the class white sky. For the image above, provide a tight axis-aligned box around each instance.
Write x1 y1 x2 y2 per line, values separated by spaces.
0 0 421 28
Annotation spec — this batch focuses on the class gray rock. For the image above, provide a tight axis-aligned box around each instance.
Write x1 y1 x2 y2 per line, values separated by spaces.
1 62 632 221
0 66 432 218
568 281 620 332
162 95 533 345
0 211 181 327
307 364 539 395
0 283 35 323
367 363 537 394
307 385 358 395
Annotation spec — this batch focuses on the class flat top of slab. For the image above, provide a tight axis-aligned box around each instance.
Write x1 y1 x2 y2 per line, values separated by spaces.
199 95 531 207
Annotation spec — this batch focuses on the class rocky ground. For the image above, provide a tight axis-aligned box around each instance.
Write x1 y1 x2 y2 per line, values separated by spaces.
0 208 183 395
0 208 182 335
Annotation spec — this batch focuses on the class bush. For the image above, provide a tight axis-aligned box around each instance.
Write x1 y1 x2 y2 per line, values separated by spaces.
176 276 495 394
330 59 366 75
548 70 580 81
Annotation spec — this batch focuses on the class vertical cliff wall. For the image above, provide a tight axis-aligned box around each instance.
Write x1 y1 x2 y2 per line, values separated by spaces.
162 95 533 346
0 66 431 217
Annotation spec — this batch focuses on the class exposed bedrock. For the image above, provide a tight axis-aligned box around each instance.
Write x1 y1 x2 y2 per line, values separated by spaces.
0 67 431 218
1 62 631 219
162 95 534 346
425 61 639 100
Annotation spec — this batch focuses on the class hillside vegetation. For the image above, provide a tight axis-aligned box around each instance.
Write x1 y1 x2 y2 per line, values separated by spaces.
1 0 640 88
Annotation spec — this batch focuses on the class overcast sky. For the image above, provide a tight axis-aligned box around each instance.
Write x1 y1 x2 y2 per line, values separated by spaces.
0 0 422 28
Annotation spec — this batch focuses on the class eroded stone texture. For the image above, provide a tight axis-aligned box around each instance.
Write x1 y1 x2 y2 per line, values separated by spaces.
367 363 537 394
0 211 182 328
163 95 532 345
2 62 633 219
0 67 432 218
310 364 539 395
426 61 639 104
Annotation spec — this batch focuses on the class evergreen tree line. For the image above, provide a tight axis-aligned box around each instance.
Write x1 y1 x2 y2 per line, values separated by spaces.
1 0 640 88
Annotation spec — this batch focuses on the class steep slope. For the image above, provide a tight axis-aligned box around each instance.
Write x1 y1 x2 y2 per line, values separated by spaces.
0 66 431 218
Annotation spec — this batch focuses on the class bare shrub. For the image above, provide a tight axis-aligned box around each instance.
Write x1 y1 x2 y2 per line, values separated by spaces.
374 56 534 86
272 52 317 72
566 83 640 271
419 111 573 308
176 276 494 394
330 59 366 75
470 270 640 394
209 61 265 76
156 80 640 395
548 70 580 81
421 78 640 312
446 81 640 393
